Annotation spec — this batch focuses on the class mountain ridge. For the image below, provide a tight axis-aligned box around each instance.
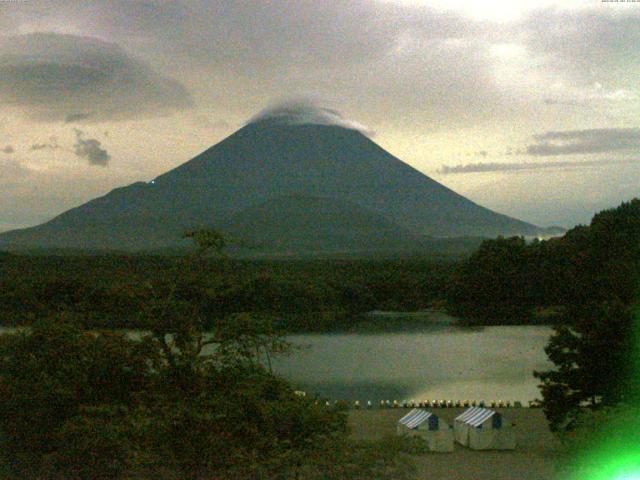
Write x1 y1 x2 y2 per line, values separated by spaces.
0 116 555 253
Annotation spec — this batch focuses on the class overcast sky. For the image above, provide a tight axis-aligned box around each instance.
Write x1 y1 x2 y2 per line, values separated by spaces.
0 0 638 232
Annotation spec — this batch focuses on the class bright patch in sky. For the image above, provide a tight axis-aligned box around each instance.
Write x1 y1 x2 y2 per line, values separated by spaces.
385 0 594 21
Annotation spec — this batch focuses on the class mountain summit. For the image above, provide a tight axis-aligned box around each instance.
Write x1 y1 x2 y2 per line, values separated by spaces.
0 103 548 253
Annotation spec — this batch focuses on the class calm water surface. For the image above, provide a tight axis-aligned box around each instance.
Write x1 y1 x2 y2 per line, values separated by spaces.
0 317 553 403
272 322 553 403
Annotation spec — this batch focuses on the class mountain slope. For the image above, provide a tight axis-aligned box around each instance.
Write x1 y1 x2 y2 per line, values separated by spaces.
222 194 433 255
0 114 547 252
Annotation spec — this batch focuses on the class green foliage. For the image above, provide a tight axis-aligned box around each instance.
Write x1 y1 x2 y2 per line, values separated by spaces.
447 199 640 433
529 200 640 433
448 198 640 325
0 255 454 332
183 229 226 254
296 435 423 480
49 406 134 480
133 364 348 479
0 229 417 479
0 318 149 478
0 317 354 479
534 301 636 431
447 236 534 323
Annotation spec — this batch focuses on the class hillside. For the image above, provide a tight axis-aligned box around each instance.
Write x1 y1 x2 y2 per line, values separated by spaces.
0 110 551 253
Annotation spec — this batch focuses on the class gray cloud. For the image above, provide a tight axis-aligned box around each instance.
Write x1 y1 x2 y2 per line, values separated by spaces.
0 1 511 129
504 148 525 156
48 1 477 70
249 99 373 134
526 128 640 156
0 33 192 122
0 159 31 181
64 112 93 123
439 159 629 174
30 130 110 166
31 138 60 151
1 3 638 128
2 145 13 154
0 1 639 232
467 150 490 157
73 129 110 166
543 98 581 107
0 1 401 76
521 9 640 89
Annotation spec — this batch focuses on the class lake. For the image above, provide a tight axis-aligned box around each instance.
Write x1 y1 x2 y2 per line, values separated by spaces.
0 316 553 403
271 322 553 403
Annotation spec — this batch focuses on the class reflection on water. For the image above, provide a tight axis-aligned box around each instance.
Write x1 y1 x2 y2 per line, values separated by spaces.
272 323 553 402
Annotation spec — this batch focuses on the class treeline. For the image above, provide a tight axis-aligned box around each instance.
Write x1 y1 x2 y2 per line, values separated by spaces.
0 232 422 479
447 199 640 325
3 199 637 331
446 199 640 434
0 255 455 332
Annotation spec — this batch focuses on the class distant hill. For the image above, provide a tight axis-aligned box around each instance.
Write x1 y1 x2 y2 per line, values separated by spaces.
0 105 556 254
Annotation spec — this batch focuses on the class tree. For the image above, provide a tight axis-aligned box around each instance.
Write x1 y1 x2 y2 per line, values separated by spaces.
0 317 150 478
534 200 640 433
447 236 534 323
447 199 640 326
117 229 347 478
534 302 636 432
0 230 419 479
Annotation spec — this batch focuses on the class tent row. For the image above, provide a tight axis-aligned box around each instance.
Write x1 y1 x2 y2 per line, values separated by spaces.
397 407 516 451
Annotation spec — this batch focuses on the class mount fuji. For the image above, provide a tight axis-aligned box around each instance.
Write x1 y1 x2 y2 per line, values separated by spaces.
0 103 551 254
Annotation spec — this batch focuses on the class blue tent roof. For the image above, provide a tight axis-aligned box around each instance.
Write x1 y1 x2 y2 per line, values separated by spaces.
455 407 499 427
398 409 438 429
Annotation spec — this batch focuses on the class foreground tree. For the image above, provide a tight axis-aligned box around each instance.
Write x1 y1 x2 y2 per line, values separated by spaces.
0 230 420 479
0 318 150 478
534 302 637 432
534 200 640 433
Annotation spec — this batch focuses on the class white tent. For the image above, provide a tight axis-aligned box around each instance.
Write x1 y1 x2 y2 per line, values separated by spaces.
397 408 454 452
454 407 516 450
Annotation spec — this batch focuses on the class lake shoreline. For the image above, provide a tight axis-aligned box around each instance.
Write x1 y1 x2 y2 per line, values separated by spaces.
0 308 558 335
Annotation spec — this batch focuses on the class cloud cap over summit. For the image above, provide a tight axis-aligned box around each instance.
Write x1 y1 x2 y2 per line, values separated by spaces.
248 100 373 136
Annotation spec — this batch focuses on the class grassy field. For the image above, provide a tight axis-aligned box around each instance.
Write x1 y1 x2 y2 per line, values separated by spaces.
349 408 563 480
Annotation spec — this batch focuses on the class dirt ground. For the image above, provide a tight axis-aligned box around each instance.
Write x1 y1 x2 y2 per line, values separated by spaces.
349 408 563 480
